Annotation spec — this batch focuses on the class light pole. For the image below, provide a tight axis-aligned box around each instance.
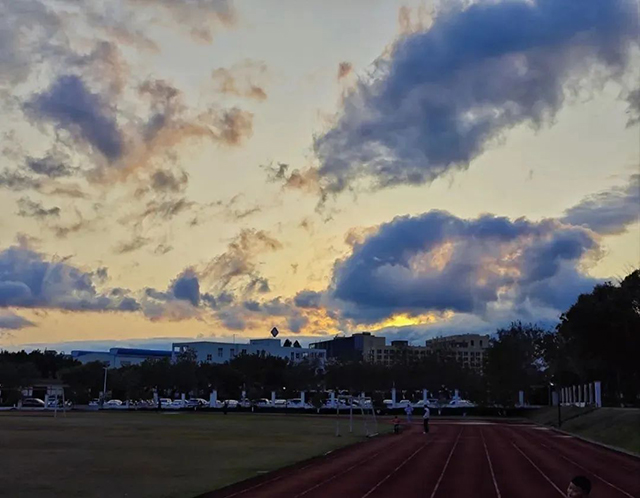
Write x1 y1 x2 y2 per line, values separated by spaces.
102 366 108 406
550 382 561 428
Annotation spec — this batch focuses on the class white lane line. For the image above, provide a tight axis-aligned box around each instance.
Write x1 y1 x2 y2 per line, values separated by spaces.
525 433 635 498
223 453 336 497
480 429 501 498
360 443 428 498
511 442 564 496
429 427 464 498
295 444 390 498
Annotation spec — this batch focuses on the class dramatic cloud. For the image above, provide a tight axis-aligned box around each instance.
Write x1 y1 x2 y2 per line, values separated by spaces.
0 312 35 330
113 236 152 254
26 154 75 178
201 229 282 293
170 269 201 307
211 60 268 101
329 210 601 322
0 169 43 191
16 197 61 219
562 175 640 235
25 75 124 161
626 88 640 127
314 0 639 193
129 0 236 43
294 290 323 308
0 246 139 312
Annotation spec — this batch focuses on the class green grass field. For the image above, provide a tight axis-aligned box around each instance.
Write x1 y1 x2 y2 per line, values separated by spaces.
0 411 374 498
524 407 640 455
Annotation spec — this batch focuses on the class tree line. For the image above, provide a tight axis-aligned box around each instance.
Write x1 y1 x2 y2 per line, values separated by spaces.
1 270 638 407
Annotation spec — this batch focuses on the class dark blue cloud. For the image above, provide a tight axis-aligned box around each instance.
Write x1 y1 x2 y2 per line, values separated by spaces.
26 75 124 160
26 155 74 178
170 270 200 306
315 0 638 192
562 175 640 235
330 211 599 322
0 312 35 331
294 290 322 308
0 246 138 311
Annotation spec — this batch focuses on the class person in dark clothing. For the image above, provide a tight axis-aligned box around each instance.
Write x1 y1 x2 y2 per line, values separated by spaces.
392 415 401 434
567 476 591 497
423 406 430 433
223 401 228 415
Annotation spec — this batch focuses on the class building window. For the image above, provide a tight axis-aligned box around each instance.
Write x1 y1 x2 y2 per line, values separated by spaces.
206 354 212 361
218 347 223 357
471 340 474 346
230 349 235 358
242 348 247 354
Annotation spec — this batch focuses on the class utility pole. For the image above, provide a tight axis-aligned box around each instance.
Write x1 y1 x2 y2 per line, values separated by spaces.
102 366 108 407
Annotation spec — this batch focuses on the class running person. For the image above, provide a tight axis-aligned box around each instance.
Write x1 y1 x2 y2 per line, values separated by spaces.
423 406 430 433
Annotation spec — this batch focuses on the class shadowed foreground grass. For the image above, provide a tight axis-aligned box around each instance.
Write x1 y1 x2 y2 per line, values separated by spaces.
524 406 640 455
0 411 369 498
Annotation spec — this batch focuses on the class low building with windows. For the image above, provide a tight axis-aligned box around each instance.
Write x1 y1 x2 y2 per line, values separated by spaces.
309 332 385 361
424 334 490 372
70 348 172 368
171 338 326 365
368 340 432 365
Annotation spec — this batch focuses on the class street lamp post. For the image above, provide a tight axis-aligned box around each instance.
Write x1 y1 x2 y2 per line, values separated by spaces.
550 382 561 428
102 366 108 407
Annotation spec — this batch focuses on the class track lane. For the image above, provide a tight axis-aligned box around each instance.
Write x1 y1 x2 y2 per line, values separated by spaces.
358 423 460 497
514 426 639 497
483 425 564 497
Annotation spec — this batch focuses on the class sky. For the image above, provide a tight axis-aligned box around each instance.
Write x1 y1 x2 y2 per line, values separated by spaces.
0 0 639 352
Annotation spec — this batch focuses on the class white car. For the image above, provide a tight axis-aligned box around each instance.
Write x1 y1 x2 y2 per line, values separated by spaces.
159 398 173 408
187 398 208 409
322 399 349 410
448 399 476 408
272 399 287 408
383 399 412 409
104 399 124 409
286 398 312 409
168 399 189 410
413 399 440 409
254 398 272 408
238 399 252 408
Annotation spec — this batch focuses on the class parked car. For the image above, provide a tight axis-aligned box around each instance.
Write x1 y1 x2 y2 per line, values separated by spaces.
413 399 440 409
159 398 172 408
286 398 312 409
383 399 412 409
187 398 208 409
22 398 45 408
238 399 252 408
88 399 101 407
322 399 349 410
167 399 189 410
104 399 124 409
447 399 476 408
273 399 287 408
224 399 239 409
254 398 272 408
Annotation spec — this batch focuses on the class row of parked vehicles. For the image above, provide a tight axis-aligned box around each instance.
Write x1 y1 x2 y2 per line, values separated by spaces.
89 396 475 410
16 395 475 411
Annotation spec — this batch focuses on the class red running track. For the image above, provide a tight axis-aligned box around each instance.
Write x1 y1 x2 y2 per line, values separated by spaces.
200 421 640 498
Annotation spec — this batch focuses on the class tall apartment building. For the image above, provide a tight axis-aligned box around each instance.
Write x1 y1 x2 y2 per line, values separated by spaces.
424 334 490 371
